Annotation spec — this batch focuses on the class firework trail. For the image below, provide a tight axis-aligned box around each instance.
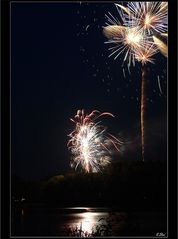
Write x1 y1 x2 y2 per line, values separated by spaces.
157 75 163 94
153 35 167 57
67 109 123 173
103 2 168 161
141 68 147 161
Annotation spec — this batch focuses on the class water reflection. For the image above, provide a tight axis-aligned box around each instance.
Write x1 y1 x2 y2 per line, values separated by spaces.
21 209 24 216
63 210 109 236
12 207 165 237
21 209 25 225
80 212 96 233
12 207 129 236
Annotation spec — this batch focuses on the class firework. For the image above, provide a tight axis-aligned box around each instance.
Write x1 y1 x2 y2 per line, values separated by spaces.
134 43 158 65
103 2 168 65
104 25 151 66
67 109 123 173
103 2 167 162
103 4 157 67
124 2 168 34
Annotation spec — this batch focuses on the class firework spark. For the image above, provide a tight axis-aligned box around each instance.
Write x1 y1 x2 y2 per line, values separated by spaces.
157 75 163 94
153 35 167 57
67 109 123 173
103 25 125 40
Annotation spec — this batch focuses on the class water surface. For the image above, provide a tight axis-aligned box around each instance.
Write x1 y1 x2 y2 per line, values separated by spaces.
11 206 166 237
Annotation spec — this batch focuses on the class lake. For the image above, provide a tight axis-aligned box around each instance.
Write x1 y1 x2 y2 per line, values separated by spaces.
11 206 167 237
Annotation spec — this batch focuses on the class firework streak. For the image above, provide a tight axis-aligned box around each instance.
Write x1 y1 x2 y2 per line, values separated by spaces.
67 109 123 173
141 68 146 162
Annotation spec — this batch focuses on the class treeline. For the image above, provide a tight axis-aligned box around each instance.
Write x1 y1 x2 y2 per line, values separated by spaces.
11 160 167 211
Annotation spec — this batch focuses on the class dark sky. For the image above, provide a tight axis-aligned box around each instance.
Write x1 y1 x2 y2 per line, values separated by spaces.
11 2 167 180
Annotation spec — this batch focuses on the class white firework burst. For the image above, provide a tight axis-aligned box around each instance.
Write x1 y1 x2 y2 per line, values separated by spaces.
67 109 123 173
124 2 168 34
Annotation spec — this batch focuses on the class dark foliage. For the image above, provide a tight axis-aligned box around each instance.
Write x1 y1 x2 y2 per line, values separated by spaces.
11 160 167 211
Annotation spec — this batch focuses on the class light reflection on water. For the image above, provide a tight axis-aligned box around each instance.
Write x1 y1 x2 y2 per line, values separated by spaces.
62 211 109 234
80 212 102 233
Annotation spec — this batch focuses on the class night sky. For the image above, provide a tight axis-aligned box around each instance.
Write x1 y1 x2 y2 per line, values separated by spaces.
11 2 167 180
